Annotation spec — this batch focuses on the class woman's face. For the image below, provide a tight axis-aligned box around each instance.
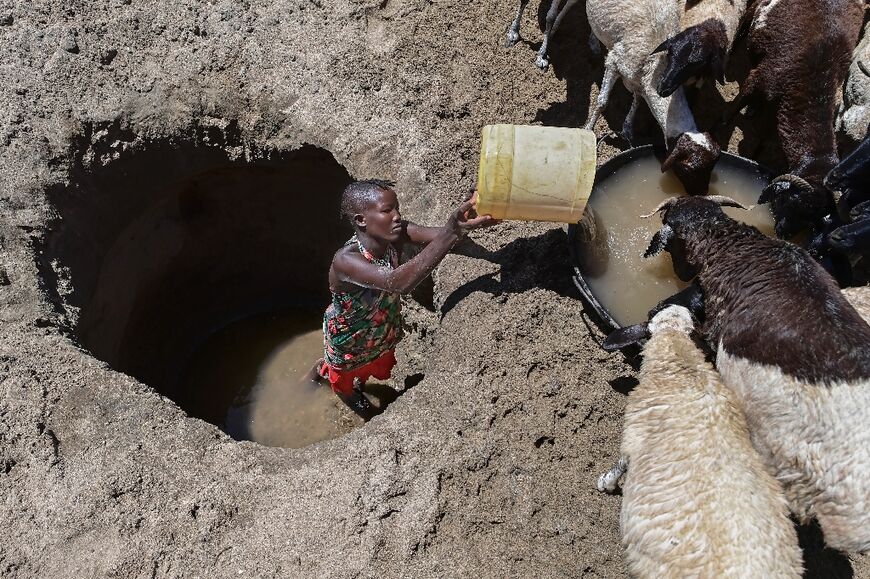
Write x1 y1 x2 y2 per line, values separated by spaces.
360 187 403 242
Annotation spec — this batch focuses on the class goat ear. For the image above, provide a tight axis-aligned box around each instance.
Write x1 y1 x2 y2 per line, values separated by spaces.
603 323 650 351
759 181 789 204
643 225 674 258
651 38 670 55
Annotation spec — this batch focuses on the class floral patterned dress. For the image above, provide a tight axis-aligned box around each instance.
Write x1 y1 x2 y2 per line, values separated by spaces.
322 236 404 374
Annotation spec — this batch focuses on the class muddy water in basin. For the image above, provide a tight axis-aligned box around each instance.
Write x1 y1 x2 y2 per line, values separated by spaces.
582 156 774 327
180 309 361 448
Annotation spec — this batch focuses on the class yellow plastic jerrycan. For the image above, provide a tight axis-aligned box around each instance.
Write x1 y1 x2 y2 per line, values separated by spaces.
476 124 597 223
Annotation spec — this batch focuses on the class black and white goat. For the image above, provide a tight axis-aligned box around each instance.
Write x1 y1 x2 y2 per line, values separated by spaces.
629 195 870 554
742 0 864 238
654 0 749 97
585 0 721 195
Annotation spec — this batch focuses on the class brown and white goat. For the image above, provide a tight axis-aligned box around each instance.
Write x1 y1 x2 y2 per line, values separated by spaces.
744 0 864 238
585 0 721 194
640 196 870 554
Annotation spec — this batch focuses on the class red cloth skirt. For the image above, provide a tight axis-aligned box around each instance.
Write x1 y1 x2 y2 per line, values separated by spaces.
319 349 397 396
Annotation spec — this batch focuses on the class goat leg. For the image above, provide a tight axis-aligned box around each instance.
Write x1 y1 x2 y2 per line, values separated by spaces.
584 57 618 131
535 0 563 69
506 0 530 47
721 68 761 127
620 94 640 146
597 456 628 493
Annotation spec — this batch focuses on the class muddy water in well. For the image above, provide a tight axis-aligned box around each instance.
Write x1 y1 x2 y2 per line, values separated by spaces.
180 309 361 448
582 156 774 326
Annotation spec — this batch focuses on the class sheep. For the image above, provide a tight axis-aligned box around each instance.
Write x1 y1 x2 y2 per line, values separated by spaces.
637 195 870 554
505 0 580 70
742 0 864 239
585 0 721 195
837 21 870 144
597 305 803 578
654 0 749 97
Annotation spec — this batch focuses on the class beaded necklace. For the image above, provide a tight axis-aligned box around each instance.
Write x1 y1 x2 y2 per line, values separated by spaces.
352 234 395 269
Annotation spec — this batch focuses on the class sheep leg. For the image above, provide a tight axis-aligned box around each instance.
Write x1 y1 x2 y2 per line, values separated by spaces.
620 94 640 145
535 0 564 69
597 456 628 493
584 59 618 131
505 0 530 47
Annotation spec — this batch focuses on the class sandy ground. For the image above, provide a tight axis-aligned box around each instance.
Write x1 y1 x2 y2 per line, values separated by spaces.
0 0 867 577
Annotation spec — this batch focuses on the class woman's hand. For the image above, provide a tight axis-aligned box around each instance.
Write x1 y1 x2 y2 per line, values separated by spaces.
446 191 500 236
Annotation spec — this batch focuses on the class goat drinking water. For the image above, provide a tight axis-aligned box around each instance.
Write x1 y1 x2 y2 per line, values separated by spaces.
585 0 721 195
640 195 870 554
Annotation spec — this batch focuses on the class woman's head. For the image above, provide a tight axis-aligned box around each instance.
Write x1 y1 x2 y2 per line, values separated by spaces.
341 179 403 242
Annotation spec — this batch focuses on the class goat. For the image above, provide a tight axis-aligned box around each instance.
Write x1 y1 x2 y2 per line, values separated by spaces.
838 21 870 144
654 0 749 97
636 195 870 554
742 0 864 238
585 0 721 194
822 135 870 280
598 305 803 578
505 0 580 70
826 131 870 215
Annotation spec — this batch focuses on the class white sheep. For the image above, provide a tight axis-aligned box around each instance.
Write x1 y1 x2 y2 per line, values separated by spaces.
584 0 720 194
838 21 870 143
598 305 803 578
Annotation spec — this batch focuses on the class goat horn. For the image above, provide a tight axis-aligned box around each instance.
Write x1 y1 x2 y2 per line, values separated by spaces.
640 197 679 218
705 195 752 210
771 173 814 192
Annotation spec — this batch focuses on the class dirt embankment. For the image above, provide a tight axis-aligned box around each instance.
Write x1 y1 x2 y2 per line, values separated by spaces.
0 0 867 577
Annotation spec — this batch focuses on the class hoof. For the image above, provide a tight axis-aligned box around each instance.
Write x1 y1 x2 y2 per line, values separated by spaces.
597 471 617 493
505 31 520 48
535 54 550 71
